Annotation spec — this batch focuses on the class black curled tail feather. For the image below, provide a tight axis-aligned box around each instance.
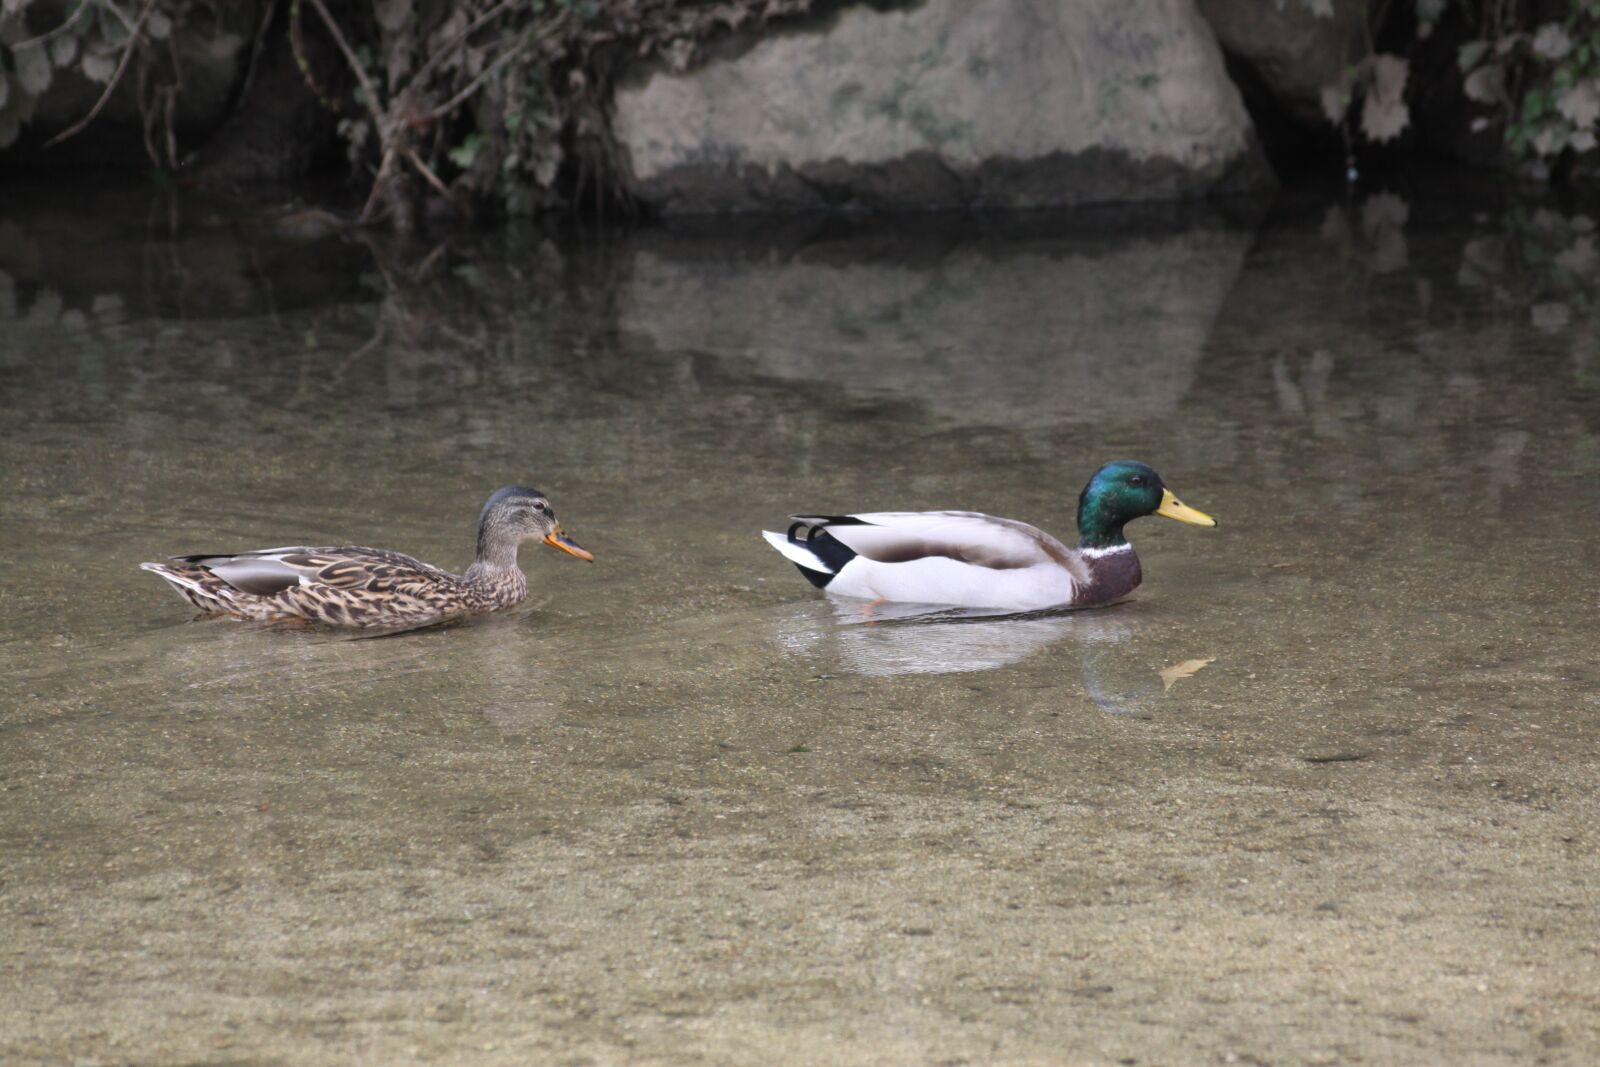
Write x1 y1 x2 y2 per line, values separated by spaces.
787 521 857 589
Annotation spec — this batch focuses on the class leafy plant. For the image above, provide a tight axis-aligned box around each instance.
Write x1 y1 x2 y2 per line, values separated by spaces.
0 0 191 165
1301 1 1600 178
292 0 818 228
1320 52 1413 147
1457 4 1600 165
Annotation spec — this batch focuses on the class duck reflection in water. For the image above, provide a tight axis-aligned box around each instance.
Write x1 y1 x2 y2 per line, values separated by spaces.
773 599 1211 716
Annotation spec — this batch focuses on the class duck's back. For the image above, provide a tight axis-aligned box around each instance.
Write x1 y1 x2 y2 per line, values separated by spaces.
765 510 1086 611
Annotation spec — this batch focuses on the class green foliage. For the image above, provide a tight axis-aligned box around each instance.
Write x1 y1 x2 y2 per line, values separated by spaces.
447 131 486 169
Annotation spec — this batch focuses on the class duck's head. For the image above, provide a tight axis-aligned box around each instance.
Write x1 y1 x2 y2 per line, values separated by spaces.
478 485 594 562
1076 461 1216 550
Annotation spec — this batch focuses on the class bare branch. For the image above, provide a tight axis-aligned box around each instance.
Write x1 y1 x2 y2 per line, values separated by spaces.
13 0 92 48
409 0 518 87
302 0 387 133
233 0 282 115
421 10 573 124
405 147 451 200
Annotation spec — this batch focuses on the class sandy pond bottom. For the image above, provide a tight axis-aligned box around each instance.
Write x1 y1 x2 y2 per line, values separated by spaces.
1 186 1598 1064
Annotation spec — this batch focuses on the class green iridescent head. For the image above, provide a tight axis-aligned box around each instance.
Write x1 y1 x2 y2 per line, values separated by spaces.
1075 460 1217 550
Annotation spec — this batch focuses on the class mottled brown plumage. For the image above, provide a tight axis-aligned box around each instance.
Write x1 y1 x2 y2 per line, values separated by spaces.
141 486 593 630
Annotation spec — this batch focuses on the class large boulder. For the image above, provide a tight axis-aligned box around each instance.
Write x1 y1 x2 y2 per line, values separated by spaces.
612 0 1271 214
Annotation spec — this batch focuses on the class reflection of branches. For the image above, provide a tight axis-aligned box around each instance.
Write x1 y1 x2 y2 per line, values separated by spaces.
139 33 184 167
330 234 465 381
412 239 452 281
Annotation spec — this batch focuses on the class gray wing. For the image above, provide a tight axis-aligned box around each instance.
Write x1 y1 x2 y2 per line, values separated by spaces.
795 511 1079 574
171 546 450 596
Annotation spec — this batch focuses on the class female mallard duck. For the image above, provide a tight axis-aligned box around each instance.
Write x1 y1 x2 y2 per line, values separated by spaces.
762 460 1215 612
141 485 593 629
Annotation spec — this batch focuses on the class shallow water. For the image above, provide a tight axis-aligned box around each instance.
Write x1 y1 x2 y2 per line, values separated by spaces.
2 184 1598 1064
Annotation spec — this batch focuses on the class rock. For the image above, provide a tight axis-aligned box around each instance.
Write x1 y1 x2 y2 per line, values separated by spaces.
612 0 1270 214
1195 0 1367 127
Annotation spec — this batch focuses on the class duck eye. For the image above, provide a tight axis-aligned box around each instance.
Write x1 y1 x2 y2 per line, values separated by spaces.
1129 475 1146 486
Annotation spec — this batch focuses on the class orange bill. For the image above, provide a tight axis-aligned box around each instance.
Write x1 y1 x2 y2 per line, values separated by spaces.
544 527 594 561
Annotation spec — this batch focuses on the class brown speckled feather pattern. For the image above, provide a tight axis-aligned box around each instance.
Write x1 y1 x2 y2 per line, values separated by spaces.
142 545 528 629
144 485 590 630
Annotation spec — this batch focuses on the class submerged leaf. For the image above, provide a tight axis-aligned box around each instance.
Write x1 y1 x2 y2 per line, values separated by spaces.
1361 191 1409 234
1159 658 1215 692
1458 236 1505 287
1362 192 1409 274
1458 39 1489 72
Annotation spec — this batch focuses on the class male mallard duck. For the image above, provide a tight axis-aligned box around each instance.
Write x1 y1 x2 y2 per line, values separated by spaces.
141 485 593 629
762 460 1215 612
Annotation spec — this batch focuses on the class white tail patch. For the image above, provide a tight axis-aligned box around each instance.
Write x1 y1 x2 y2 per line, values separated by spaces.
762 530 834 574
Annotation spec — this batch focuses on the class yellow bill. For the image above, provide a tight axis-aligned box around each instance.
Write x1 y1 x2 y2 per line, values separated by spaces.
544 526 595 561
1155 488 1217 527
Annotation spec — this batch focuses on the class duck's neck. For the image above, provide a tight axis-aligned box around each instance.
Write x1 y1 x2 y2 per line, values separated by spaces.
465 527 521 581
1075 517 1142 604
